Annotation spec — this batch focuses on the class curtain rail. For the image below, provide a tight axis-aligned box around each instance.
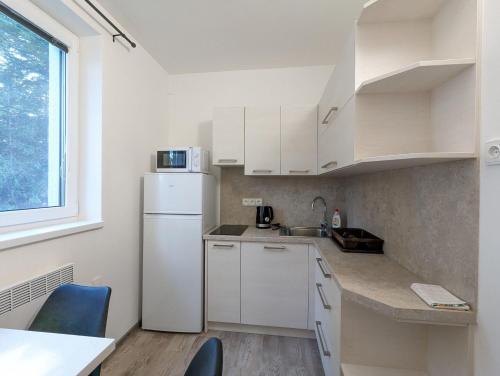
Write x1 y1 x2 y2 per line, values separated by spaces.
83 0 136 48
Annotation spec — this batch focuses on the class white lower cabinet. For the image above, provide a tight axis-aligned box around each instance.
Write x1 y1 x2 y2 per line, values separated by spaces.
314 247 342 376
207 241 241 323
241 242 309 329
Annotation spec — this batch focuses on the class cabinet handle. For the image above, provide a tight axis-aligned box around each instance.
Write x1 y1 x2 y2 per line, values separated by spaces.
322 106 338 125
316 258 331 278
321 161 338 169
289 170 310 174
264 245 286 251
315 321 331 357
316 283 331 310
218 159 238 163
212 244 235 248
253 169 273 173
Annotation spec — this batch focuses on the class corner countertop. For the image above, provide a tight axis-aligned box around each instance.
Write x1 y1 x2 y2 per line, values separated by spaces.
203 226 475 326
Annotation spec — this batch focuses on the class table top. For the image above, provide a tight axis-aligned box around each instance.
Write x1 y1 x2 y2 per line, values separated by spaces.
0 328 115 376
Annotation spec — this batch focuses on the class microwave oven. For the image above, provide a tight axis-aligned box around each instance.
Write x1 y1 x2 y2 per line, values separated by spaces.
156 147 210 173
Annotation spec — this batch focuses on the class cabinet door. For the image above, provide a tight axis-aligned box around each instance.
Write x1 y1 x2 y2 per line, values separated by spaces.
244 107 281 175
241 242 309 329
318 31 355 136
281 105 318 175
318 98 355 174
207 241 241 323
213 107 245 166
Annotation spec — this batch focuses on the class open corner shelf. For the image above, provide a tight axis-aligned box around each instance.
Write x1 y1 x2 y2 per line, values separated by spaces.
356 59 475 94
342 363 428 376
358 0 446 25
328 152 476 177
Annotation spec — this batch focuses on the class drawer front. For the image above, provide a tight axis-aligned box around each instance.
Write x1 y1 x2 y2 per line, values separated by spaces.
241 242 309 329
207 241 241 323
314 319 334 376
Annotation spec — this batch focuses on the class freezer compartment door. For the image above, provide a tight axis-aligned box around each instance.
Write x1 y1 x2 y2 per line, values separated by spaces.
144 173 203 214
142 214 204 332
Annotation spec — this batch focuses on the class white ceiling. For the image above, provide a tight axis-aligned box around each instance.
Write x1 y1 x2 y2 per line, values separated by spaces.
98 0 367 74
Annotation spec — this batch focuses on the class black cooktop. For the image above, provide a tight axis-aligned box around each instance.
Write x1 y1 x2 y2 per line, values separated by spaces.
210 225 248 236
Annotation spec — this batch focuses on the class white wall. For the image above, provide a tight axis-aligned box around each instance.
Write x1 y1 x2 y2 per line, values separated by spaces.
167 66 333 150
475 0 500 374
0 0 168 340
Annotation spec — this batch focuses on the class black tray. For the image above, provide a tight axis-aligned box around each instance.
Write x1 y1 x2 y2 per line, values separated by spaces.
332 228 384 254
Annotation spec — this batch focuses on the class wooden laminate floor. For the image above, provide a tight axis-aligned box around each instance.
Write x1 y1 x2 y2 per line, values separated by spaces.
102 328 324 376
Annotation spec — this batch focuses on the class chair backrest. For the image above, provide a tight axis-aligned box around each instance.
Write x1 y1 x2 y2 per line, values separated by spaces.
29 283 111 338
185 337 223 376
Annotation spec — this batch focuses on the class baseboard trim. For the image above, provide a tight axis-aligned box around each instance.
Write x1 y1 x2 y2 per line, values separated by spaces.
115 321 140 346
208 322 315 339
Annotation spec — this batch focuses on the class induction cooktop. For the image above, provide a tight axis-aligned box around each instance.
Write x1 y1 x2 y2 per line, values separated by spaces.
210 225 248 236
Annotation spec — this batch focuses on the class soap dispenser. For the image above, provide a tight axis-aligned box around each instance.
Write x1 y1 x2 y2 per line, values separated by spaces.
332 209 342 229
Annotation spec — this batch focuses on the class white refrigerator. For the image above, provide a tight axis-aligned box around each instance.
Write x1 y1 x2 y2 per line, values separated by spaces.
142 172 216 332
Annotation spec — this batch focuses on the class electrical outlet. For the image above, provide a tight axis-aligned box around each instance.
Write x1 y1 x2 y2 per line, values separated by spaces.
486 139 500 165
242 198 262 206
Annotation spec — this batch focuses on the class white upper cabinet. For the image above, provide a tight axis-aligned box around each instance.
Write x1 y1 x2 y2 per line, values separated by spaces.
213 107 245 166
317 0 478 177
281 105 318 175
244 107 281 176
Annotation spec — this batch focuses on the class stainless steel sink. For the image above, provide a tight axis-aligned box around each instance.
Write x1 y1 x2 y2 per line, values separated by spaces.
279 226 329 238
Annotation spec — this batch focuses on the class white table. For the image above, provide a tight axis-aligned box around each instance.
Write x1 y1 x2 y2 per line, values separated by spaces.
0 328 115 376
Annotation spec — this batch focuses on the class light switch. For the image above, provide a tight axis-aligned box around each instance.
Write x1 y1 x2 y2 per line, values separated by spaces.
486 139 500 165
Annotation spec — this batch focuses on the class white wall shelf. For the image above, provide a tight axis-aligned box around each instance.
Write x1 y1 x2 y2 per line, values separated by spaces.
342 363 428 376
358 0 446 25
356 59 475 94
326 152 476 177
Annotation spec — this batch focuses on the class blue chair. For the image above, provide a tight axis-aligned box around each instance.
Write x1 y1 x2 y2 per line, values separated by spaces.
29 284 112 376
185 337 223 376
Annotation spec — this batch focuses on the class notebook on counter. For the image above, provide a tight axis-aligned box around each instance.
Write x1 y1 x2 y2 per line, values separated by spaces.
411 283 471 311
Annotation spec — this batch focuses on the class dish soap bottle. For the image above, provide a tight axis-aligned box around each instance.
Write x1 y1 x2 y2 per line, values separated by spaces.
332 209 342 229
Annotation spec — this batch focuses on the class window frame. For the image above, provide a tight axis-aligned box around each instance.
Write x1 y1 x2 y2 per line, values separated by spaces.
0 0 79 228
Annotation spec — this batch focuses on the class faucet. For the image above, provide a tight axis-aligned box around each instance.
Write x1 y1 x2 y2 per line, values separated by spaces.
311 196 328 235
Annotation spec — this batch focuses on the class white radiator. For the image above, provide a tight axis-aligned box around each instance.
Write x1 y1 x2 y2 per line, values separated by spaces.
0 264 74 316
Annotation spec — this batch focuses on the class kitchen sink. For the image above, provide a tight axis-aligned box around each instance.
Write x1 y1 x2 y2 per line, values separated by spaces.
279 226 329 238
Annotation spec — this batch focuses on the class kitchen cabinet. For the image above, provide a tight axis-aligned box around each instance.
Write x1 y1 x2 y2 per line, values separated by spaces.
314 248 342 376
212 107 245 166
318 98 355 173
241 242 309 329
207 241 241 323
281 105 318 175
244 107 281 175
317 0 478 177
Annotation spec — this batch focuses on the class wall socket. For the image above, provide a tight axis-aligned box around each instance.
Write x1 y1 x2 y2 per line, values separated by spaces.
242 198 263 206
486 139 500 165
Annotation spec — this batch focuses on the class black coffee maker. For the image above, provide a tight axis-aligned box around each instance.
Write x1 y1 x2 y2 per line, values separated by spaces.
256 206 274 229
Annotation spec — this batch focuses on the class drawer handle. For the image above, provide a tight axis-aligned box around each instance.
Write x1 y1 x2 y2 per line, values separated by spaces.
289 170 310 174
264 245 286 251
316 258 331 278
253 169 273 173
218 159 238 163
316 283 331 310
212 244 235 248
322 106 338 125
321 161 338 169
315 321 331 357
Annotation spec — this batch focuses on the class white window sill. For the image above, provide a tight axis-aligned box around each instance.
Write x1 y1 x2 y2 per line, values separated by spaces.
0 220 104 251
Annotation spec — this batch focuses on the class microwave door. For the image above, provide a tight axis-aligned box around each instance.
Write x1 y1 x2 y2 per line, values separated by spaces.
157 150 189 171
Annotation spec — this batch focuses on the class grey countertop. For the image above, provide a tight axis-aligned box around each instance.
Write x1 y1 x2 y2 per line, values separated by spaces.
203 226 475 326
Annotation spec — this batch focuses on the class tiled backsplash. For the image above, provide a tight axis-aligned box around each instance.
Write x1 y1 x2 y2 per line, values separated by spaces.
220 160 479 306
220 168 345 227
343 160 479 306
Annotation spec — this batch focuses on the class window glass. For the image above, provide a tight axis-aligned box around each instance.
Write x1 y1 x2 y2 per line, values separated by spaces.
0 9 67 212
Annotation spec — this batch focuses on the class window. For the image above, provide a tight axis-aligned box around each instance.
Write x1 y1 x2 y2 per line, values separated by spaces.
0 2 78 227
